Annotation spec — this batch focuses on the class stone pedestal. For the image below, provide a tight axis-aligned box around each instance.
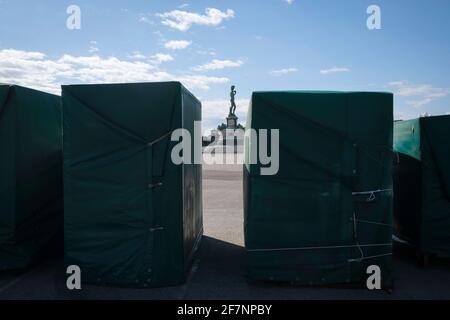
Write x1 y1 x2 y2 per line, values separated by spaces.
226 114 238 128
205 113 244 154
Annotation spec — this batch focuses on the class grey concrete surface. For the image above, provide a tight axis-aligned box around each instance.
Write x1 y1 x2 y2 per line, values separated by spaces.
1 162 449 300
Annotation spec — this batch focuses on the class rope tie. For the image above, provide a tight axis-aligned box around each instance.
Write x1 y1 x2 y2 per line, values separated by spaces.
352 188 392 202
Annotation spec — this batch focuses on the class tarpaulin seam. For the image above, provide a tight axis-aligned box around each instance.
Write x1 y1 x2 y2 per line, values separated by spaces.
258 94 390 174
258 96 349 141
260 96 390 174
256 96 390 182
245 122 354 187
158 90 178 177
353 143 392 169
140 87 179 283
256 97 357 176
66 90 146 144
68 145 145 169
277 144 347 181
142 90 179 282
139 140 154 284
346 95 361 273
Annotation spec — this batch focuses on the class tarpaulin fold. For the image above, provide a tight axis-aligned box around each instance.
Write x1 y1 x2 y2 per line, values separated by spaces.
0 84 62 271
63 82 203 287
244 91 393 287
393 116 450 257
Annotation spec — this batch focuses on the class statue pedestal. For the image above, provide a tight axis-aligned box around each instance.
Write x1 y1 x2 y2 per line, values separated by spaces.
226 114 238 128
208 113 244 154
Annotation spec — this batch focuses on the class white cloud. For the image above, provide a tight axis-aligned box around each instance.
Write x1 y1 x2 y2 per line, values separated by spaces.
286 0 295 4
270 67 298 76
388 81 449 98
389 81 450 108
197 50 216 56
157 8 235 31
88 41 99 54
127 51 146 60
0 49 71 94
0 49 46 60
139 15 154 25
56 55 158 84
406 98 434 109
178 3 189 9
320 67 350 75
164 40 192 50
193 59 243 72
150 53 174 64
0 48 229 95
153 30 164 38
176 75 229 90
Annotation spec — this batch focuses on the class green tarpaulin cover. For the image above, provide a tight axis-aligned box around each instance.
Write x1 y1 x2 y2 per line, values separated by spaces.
63 82 203 287
393 116 450 257
244 91 393 287
0 84 62 271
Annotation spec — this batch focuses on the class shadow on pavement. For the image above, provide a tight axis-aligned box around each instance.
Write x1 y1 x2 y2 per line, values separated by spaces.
1 235 450 300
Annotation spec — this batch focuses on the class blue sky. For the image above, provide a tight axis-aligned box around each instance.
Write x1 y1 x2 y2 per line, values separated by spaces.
0 0 449 131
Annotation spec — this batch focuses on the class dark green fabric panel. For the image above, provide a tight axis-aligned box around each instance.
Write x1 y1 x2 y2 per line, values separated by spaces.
246 92 351 180
244 91 393 286
421 116 450 199
0 85 16 250
393 116 450 257
63 82 202 287
420 116 450 256
0 85 62 271
393 154 422 246
347 93 393 192
421 141 450 256
393 119 423 248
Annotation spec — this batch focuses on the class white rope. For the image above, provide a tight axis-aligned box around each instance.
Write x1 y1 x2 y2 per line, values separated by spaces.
148 130 173 146
247 243 392 253
348 252 392 263
353 211 365 261
353 219 393 227
352 188 392 195
352 188 392 202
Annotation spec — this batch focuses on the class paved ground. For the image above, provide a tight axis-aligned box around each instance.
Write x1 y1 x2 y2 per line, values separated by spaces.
1 161 450 300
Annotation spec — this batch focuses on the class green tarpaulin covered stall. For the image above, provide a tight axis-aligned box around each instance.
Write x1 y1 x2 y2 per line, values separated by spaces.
244 91 393 287
0 84 62 271
63 82 203 288
393 115 450 258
